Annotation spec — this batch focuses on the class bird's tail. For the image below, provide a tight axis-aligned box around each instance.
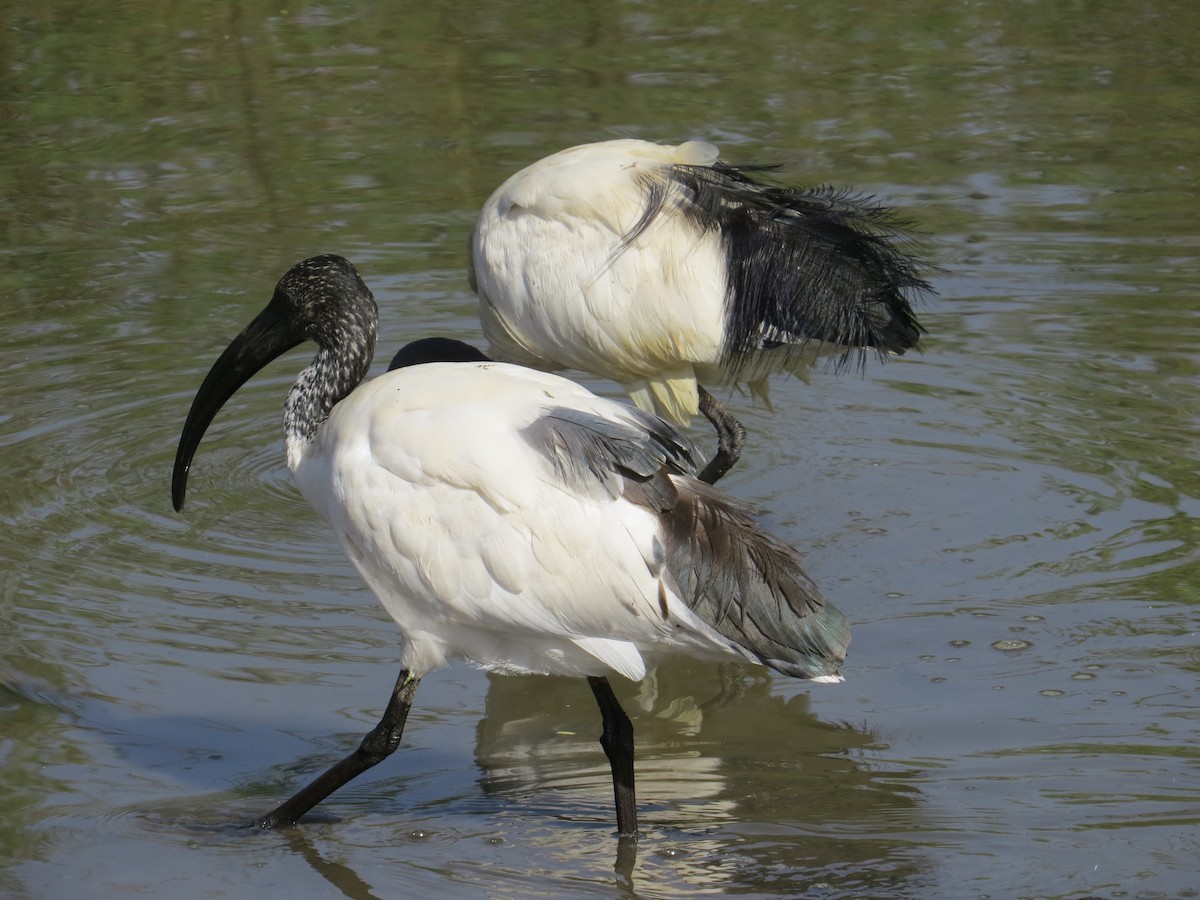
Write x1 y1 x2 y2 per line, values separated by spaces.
656 477 851 681
643 162 934 378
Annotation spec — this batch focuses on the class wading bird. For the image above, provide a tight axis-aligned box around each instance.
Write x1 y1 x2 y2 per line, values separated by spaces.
172 255 850 837
470 138 933 482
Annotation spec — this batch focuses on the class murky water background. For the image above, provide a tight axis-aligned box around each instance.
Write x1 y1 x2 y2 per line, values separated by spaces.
3 2 1198 898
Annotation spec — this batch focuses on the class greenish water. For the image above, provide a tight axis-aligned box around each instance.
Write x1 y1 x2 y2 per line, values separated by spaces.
2 2 1198 897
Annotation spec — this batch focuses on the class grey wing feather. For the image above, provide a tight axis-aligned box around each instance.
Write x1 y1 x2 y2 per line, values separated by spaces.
634 478 850 680
521 404 848 680
520 405 701 500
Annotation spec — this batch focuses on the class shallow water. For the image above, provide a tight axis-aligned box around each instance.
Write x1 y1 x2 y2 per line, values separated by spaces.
2 2 1198 898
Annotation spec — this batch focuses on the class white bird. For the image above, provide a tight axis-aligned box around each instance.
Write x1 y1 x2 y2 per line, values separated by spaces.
172 255 850 837
470 139 933 482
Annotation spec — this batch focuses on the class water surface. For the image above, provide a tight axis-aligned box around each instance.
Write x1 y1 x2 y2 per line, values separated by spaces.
2 2 1198 898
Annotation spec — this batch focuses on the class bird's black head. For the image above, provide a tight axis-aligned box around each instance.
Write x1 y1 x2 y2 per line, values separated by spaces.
271 255 378 350
172 254 378 512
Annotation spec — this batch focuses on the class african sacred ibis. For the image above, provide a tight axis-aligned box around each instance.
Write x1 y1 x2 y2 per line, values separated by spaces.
172 255 849 836
470 139 933 482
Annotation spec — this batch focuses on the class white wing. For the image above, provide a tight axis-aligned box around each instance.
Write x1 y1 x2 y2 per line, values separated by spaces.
295 361 746 679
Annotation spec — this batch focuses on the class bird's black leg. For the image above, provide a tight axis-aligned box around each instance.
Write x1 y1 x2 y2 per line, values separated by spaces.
250 668 421 829
587 676 638 838
697 386 746 485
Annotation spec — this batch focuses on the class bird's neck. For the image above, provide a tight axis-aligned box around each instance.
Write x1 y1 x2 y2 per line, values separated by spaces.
284 334 375 469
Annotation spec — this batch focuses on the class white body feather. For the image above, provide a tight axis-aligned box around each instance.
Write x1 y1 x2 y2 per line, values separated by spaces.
470 140 735 424
290 360 758 681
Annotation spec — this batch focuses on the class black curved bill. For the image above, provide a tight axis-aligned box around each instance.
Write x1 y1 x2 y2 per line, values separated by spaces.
172 296 303 512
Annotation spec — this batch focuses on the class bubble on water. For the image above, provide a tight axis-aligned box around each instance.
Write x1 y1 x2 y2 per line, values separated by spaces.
919 654 936 661
991 639 1032 652
1039 689 1065 697
1008 625 1028 633
946 657 961 663
1022 615 1044 622
1072 672 1096 681
863 527 886 535
487 836 504 845
992 685 1005 691
931 676 947 683
949 639 971 648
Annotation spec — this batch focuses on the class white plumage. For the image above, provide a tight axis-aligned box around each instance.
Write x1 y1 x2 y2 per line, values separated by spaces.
301 363 768 682
172 256 848 836
470 139 932 480
472 141 730 422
